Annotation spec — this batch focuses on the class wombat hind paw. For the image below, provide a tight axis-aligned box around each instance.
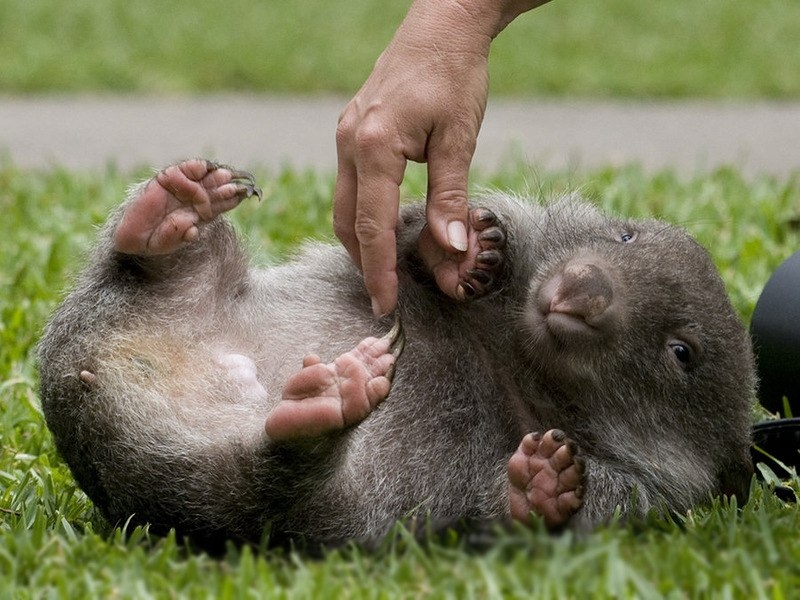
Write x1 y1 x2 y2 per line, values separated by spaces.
265 329 399 442
507 429 585 528
114 159 261 256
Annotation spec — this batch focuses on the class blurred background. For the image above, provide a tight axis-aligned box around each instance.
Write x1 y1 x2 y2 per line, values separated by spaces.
2 3 800 593
2 0 799 176
1 0 797 97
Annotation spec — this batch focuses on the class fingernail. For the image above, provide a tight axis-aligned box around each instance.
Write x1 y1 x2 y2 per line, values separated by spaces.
371 296 393 318
371 296 383 317
447 221 468 252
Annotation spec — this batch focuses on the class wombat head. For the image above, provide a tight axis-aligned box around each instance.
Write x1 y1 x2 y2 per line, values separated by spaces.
519 198 755 429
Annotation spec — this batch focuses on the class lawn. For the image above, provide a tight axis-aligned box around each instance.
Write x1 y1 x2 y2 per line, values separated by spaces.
0 0 799 97
2 0 800 595
1 162 800 596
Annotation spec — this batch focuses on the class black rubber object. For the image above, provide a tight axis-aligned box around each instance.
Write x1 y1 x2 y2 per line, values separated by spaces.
750 250 800 416
752 419 800 474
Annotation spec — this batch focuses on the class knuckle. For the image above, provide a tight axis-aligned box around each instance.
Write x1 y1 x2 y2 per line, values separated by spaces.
354 119 391 152
336 97 395 151
430 187 468 206
427 188 469 216
337 112 403 167
335 111 357 147
353 216 387 245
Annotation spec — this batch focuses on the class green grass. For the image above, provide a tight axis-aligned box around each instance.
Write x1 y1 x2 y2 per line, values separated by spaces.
1 0 799 98
2 161 800 596
3 0 798 594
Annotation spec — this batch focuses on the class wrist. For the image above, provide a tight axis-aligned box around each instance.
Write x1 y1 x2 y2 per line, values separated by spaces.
403 0 550 43
496 1 554 31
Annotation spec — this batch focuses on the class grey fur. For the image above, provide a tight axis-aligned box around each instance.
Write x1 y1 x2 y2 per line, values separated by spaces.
38 180 755 546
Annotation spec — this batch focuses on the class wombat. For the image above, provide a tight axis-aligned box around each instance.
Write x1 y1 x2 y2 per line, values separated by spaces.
38 159 755 547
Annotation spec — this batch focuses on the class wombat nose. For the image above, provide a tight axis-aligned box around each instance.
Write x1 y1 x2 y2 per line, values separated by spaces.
541 260 615 325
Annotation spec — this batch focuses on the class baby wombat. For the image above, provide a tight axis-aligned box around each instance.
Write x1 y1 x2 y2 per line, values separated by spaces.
38 160 755 547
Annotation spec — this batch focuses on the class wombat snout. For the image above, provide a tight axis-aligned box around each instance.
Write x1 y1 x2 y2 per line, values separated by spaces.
534 256 622 341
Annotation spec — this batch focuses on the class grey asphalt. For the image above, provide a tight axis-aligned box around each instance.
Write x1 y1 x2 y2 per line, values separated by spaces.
1 95 798 178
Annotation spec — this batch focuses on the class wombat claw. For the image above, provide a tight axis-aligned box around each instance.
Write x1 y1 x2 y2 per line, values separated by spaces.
384 312 405 383
456 207 507 300
207 162 263 201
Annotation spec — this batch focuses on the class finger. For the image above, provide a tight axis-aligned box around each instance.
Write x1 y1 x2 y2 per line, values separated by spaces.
424 130 476 256
334 108 362 269
356 175 400 317
353 122 406 317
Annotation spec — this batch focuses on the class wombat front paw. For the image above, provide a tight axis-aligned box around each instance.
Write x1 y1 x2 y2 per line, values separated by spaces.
265 317 404 442
416 207 506 302
114 159 262 256
507 429 585 528
458 208 506 300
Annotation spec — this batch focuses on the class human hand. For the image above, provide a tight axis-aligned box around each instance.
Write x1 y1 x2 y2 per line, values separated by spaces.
334 0 552 316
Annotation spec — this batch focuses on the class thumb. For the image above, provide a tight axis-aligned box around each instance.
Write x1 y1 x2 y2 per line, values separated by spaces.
424 145 473 255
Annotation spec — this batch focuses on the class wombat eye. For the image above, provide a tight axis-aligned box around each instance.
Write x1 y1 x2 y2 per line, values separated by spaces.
620 232 636 243
669 342 692 365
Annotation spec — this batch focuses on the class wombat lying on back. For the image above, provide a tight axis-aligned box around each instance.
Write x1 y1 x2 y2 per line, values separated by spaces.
38 160 755 547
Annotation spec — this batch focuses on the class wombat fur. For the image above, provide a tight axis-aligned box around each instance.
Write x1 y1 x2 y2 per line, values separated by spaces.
37 163 755 548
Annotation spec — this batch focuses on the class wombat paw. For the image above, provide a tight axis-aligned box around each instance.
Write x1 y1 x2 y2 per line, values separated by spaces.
457 207 506 300
507 429 585 528
417 207 506 302
265 317 403 442
114 158 262 256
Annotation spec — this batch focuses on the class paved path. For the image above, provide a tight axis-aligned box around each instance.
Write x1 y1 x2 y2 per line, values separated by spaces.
1 95 798 178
